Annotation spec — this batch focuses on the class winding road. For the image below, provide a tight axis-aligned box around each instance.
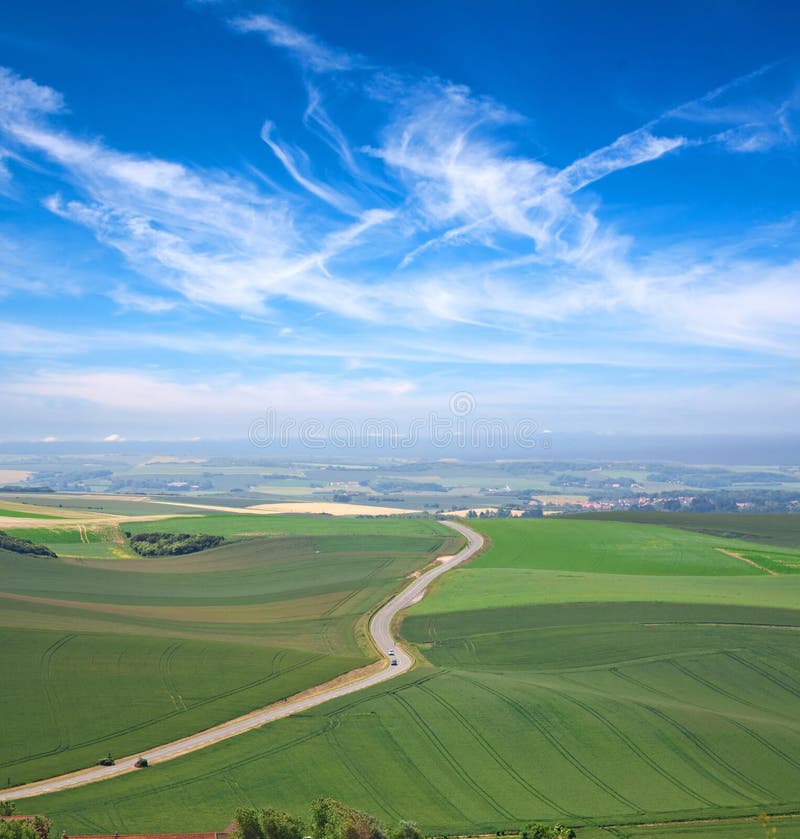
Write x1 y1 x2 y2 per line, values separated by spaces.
5 520 483 801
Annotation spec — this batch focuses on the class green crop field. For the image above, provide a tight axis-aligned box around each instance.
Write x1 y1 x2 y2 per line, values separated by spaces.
17 515 800 839
467 518 773 575
0 507 62 519
123 513 450 539
0 512 456 786
6 513 453 561
569 512 800 550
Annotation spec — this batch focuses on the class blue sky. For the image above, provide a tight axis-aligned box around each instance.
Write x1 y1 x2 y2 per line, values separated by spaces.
1 0 799 442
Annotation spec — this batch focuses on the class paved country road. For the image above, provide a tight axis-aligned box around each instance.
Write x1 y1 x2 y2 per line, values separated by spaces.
5 519 483 801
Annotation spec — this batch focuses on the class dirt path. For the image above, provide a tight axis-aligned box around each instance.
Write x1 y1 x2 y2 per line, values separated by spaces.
3 520 482 801
715 546 778 575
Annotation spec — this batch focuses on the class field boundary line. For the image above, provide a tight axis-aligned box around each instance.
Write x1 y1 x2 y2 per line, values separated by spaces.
714 547 777 575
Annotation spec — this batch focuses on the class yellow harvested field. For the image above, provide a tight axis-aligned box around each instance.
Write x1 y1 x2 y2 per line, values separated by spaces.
0 470 32 483
533 493 591 504
0 512 197 529
247 501 417 515
135 499 415 516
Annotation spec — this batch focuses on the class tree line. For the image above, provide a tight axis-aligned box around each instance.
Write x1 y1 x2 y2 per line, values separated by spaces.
125 531 224 556
233 799 575 839
0 531 56 558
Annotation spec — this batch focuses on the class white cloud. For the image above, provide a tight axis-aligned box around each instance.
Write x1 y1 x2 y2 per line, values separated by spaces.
6 369 421 422
230 14 357 73
0 37 797 392
109 285 177 314
102 433 125 442
260 119 357 214
0 67 64 123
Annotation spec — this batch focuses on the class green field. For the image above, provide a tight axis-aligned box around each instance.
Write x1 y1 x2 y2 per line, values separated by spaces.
16 515 800 839
7 513 450 561
569 512 800 550
0 507 63 519
0 514 456 785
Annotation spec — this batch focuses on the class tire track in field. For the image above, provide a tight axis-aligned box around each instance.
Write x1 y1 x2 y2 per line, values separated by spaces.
41 634 77 755
158 642 184 711
725 651 800 699
223 773 255 808
320 670 446 720
320 558 394 618
642 705 774 800
669 659 762 713
43 725 332 821
609 667 676 703
368 712 474 826
391 691 517 821
473 679 643 814
317 557 395 655
4 652 328 769
609 667 777 801
550 680 717 808
417 680 573 816
614 664 800 780
726 717 800 775
328 716 404 822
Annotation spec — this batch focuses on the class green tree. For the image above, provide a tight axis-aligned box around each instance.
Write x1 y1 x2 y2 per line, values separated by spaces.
0 816 51 839
233 807 305 839
310 798 387 839
257 808 305 839
519 823 575 839
233 808 262 839
390 822 424 839
0 803 16 817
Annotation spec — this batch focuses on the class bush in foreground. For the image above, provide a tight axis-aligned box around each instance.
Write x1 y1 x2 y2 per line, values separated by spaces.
519 824 576 839
233 799 426 839
0 814 51 839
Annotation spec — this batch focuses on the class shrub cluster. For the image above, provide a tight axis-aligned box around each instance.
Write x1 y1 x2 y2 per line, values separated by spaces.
233 800 576 839
0 805 51 839
128 531 224 556
0 531 57 558
234 799 424 839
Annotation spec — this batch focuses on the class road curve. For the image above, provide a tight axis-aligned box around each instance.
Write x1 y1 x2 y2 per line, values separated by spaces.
6 520 483 801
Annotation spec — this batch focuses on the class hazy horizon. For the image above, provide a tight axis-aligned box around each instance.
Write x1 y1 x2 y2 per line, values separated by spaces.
2 432 800 467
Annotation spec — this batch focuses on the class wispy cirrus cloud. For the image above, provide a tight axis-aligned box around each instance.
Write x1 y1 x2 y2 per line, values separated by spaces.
108 285 178 314
230 14 359 73
656 60 800 153
0 11 798 414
